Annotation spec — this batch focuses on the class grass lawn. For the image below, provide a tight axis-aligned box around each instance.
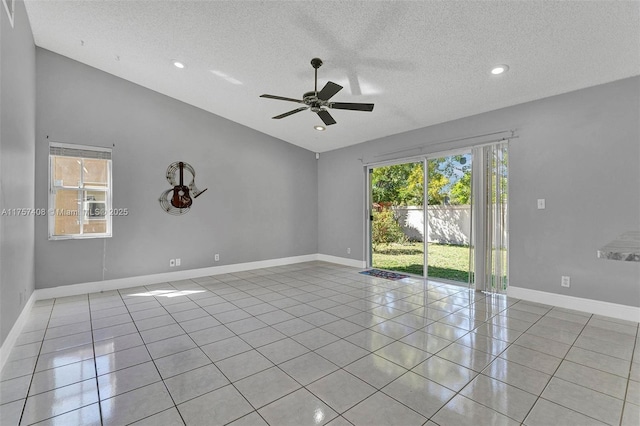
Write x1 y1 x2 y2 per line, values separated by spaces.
373 242 471 283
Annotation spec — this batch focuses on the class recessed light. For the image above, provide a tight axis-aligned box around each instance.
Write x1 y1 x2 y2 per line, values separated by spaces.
173 61 185 69
491 65 509 75
314 125 326 131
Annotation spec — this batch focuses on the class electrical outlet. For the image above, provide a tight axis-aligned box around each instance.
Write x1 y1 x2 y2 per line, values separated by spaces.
214 254 220 262
347 248 351 254
537 199 546 209
561 276 570 288
169 259 176 267
176 258 181 266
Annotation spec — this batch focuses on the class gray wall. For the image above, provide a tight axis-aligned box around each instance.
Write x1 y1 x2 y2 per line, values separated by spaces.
0 0 36 345
319 77 640 307
35 49 318 289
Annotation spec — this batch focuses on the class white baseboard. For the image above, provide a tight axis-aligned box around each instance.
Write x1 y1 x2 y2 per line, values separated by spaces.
0 292 36 373
35 254 319 300
508 286 640 323
316 254 366 269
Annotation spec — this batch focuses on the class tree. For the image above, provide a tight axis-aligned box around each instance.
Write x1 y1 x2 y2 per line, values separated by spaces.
426 161 449 205
399 163 424 205
371 162 450 206
371 163 411 204
450 170 471 204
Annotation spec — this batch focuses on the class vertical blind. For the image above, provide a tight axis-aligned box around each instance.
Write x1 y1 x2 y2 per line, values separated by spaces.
469 141 509 293
484 142 509 293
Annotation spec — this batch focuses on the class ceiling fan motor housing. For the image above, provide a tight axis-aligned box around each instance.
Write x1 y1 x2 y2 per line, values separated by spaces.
303 91 326 112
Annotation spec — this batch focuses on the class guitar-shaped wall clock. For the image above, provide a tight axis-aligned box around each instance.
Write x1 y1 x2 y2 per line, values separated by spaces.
159 161 208 215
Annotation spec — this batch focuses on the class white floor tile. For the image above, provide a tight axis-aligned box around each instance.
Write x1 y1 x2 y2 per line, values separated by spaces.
164 364 229 404
177 384 253 425
434 394 519 426
101 382 174 425
32 403 101 426
258 388 338 426
2 263 636 426
97 361 161 400
235 367 301 409
154 347 211 379
279 352 339 386
29 359 96 396
343 391 427 426
308 370 376 413
382 371 455 418
21 379 98 425
215 350 274 382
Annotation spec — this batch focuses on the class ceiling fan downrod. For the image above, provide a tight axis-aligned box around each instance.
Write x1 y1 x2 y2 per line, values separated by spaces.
311 58 323 96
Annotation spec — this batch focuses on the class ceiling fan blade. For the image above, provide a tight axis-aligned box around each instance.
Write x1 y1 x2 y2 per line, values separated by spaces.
260 94 305 104
317 110 337 126
272 107 308 119
317 81 343 101
330 102 375 112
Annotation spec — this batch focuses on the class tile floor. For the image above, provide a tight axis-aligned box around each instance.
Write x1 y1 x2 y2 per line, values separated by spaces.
0 261 638 425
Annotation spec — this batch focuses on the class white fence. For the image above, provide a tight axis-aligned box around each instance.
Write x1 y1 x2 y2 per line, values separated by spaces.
393 205 472 245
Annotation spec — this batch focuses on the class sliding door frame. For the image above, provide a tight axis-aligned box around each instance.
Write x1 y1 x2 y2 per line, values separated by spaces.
424 147 475 288
364 142 509 291
365 156 427 276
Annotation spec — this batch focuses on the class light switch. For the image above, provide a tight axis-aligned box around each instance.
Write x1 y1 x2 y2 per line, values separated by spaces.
537 199 546 209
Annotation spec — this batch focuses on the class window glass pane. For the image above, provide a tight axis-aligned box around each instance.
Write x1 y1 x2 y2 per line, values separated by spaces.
53 189 81 235
84 190 107 220
83 220 107 234
370 161 424 276
53 157 81 187
49 144 112 239
83 159 109 186
426 154 473 285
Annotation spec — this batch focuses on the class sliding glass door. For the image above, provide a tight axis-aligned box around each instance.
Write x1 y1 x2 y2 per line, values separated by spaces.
426 152 473 286
366 142 508 291
369 161 425 276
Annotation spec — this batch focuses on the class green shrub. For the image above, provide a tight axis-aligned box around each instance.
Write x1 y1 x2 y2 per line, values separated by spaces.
372 209 405 249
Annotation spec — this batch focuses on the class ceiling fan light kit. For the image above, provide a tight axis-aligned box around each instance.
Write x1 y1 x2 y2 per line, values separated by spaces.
260 58 375 127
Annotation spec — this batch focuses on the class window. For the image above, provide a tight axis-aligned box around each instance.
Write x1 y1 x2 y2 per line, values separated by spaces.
49 143 112 240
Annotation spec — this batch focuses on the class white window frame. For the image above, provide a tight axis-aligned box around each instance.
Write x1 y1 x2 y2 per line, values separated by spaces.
48 142 113 240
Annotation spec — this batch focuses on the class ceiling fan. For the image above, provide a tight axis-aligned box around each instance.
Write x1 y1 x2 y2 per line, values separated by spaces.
260 58 374 126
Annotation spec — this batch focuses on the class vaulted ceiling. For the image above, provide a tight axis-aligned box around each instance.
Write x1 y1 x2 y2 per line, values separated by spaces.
24 0 640 152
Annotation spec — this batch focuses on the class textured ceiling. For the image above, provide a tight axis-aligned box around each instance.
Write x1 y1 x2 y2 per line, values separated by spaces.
24 0 640 153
